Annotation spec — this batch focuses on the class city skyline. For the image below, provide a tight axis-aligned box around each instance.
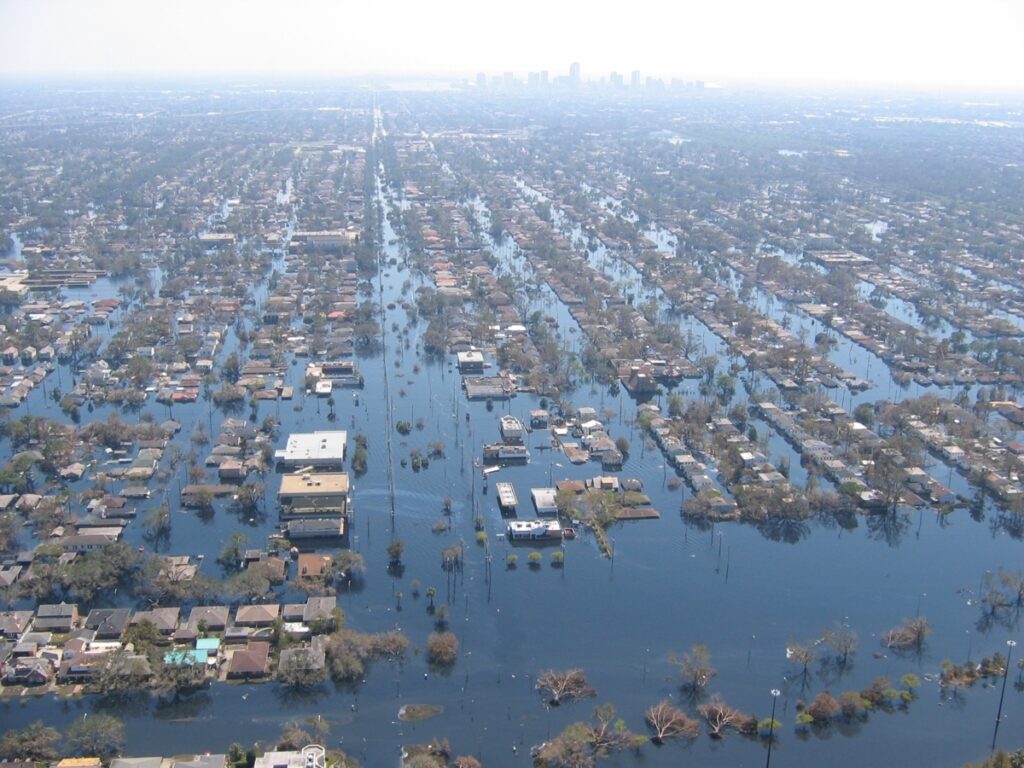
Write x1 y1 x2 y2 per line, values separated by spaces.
1 0 1022 92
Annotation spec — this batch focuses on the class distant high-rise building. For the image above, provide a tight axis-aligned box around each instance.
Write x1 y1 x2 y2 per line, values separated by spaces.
528 72 539 88
540 70 549 86
476 72 487 89
502 71 515 88
630 70 641 89
569 62 581 86
610 72 624 88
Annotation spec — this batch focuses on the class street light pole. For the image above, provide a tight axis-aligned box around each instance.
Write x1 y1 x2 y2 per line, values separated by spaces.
991 639 1017 753
766 688 781 768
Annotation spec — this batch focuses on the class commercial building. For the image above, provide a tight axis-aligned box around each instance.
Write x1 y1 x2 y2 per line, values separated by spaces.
274 430 347 468
278 472 349 518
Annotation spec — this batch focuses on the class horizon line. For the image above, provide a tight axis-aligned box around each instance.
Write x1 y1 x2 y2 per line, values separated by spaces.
1 71 1023 98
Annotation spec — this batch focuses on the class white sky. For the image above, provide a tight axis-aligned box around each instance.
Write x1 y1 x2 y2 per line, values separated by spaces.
1 0 1022 91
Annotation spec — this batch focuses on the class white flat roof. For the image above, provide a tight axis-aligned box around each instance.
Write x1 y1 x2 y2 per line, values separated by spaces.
275 430 347 465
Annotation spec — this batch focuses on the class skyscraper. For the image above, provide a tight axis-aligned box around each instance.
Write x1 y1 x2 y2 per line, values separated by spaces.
569 62 581 86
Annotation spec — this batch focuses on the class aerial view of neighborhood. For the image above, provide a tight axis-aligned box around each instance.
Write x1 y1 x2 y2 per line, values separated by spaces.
0 5 1022 768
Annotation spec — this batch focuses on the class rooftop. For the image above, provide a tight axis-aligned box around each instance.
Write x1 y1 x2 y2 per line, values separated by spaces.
274 430 347 466
279 472 350 496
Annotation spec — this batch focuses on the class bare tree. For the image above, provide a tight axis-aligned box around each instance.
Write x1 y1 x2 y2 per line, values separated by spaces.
882 616 931 651
645 700 700 743
823 622 859 666
671 643 716 696
697 695 756 739
586 704 645 756
536 668 597 706
788 640 816 681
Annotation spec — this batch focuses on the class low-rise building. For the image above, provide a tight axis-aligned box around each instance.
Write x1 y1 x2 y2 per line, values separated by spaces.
34 602 78 633
278 472 349 517
274 430 347 468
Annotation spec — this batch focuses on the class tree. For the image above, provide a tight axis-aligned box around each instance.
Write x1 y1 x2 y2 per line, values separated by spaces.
217 532 248 572
806 691 841 723
221 351 241 383
97 650 151 699
584 704 646 757
900 673 921 694
191 488 215 514
697 695 756 739
278 648 327 688
555 488 577 518
645 700 700 743
142 500 171 541
788 641 816 681
671 643 716 696
228 569 271 602
0 721 60 761
534 705 645 767
156 659 208 698
964 750 1024 768
853 402 875 426
823 622 859 667
532 721 592 768
426 631 459 666
277 720 314 751
63 542 142 602
232 482 265 517
386 538 404 565
332 550 365 584
65 714 125 758
536 668 596 706
883 616 931 651
838 690 870 719
667 393 685 419
0 510 20 554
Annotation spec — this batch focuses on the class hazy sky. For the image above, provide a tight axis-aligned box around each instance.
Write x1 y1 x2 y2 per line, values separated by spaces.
1 0 1022 91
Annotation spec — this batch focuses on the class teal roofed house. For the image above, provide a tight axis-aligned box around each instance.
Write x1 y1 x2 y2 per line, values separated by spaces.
164 649 209 666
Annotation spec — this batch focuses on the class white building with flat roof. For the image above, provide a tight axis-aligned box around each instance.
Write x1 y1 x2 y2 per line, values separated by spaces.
274 431 347 468
531 487 559 516
457 350 485 372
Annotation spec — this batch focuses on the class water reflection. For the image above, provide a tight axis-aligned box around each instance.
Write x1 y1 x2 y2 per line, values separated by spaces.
756 516 811 545
864 511 911 547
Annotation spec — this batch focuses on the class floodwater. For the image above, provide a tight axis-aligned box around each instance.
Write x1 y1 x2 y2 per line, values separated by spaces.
1 174 1022 768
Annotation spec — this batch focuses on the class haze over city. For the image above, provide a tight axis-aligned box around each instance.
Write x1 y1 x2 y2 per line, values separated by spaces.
1 0 1023 91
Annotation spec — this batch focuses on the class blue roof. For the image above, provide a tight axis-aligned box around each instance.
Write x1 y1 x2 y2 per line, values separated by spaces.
163 649 209 666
